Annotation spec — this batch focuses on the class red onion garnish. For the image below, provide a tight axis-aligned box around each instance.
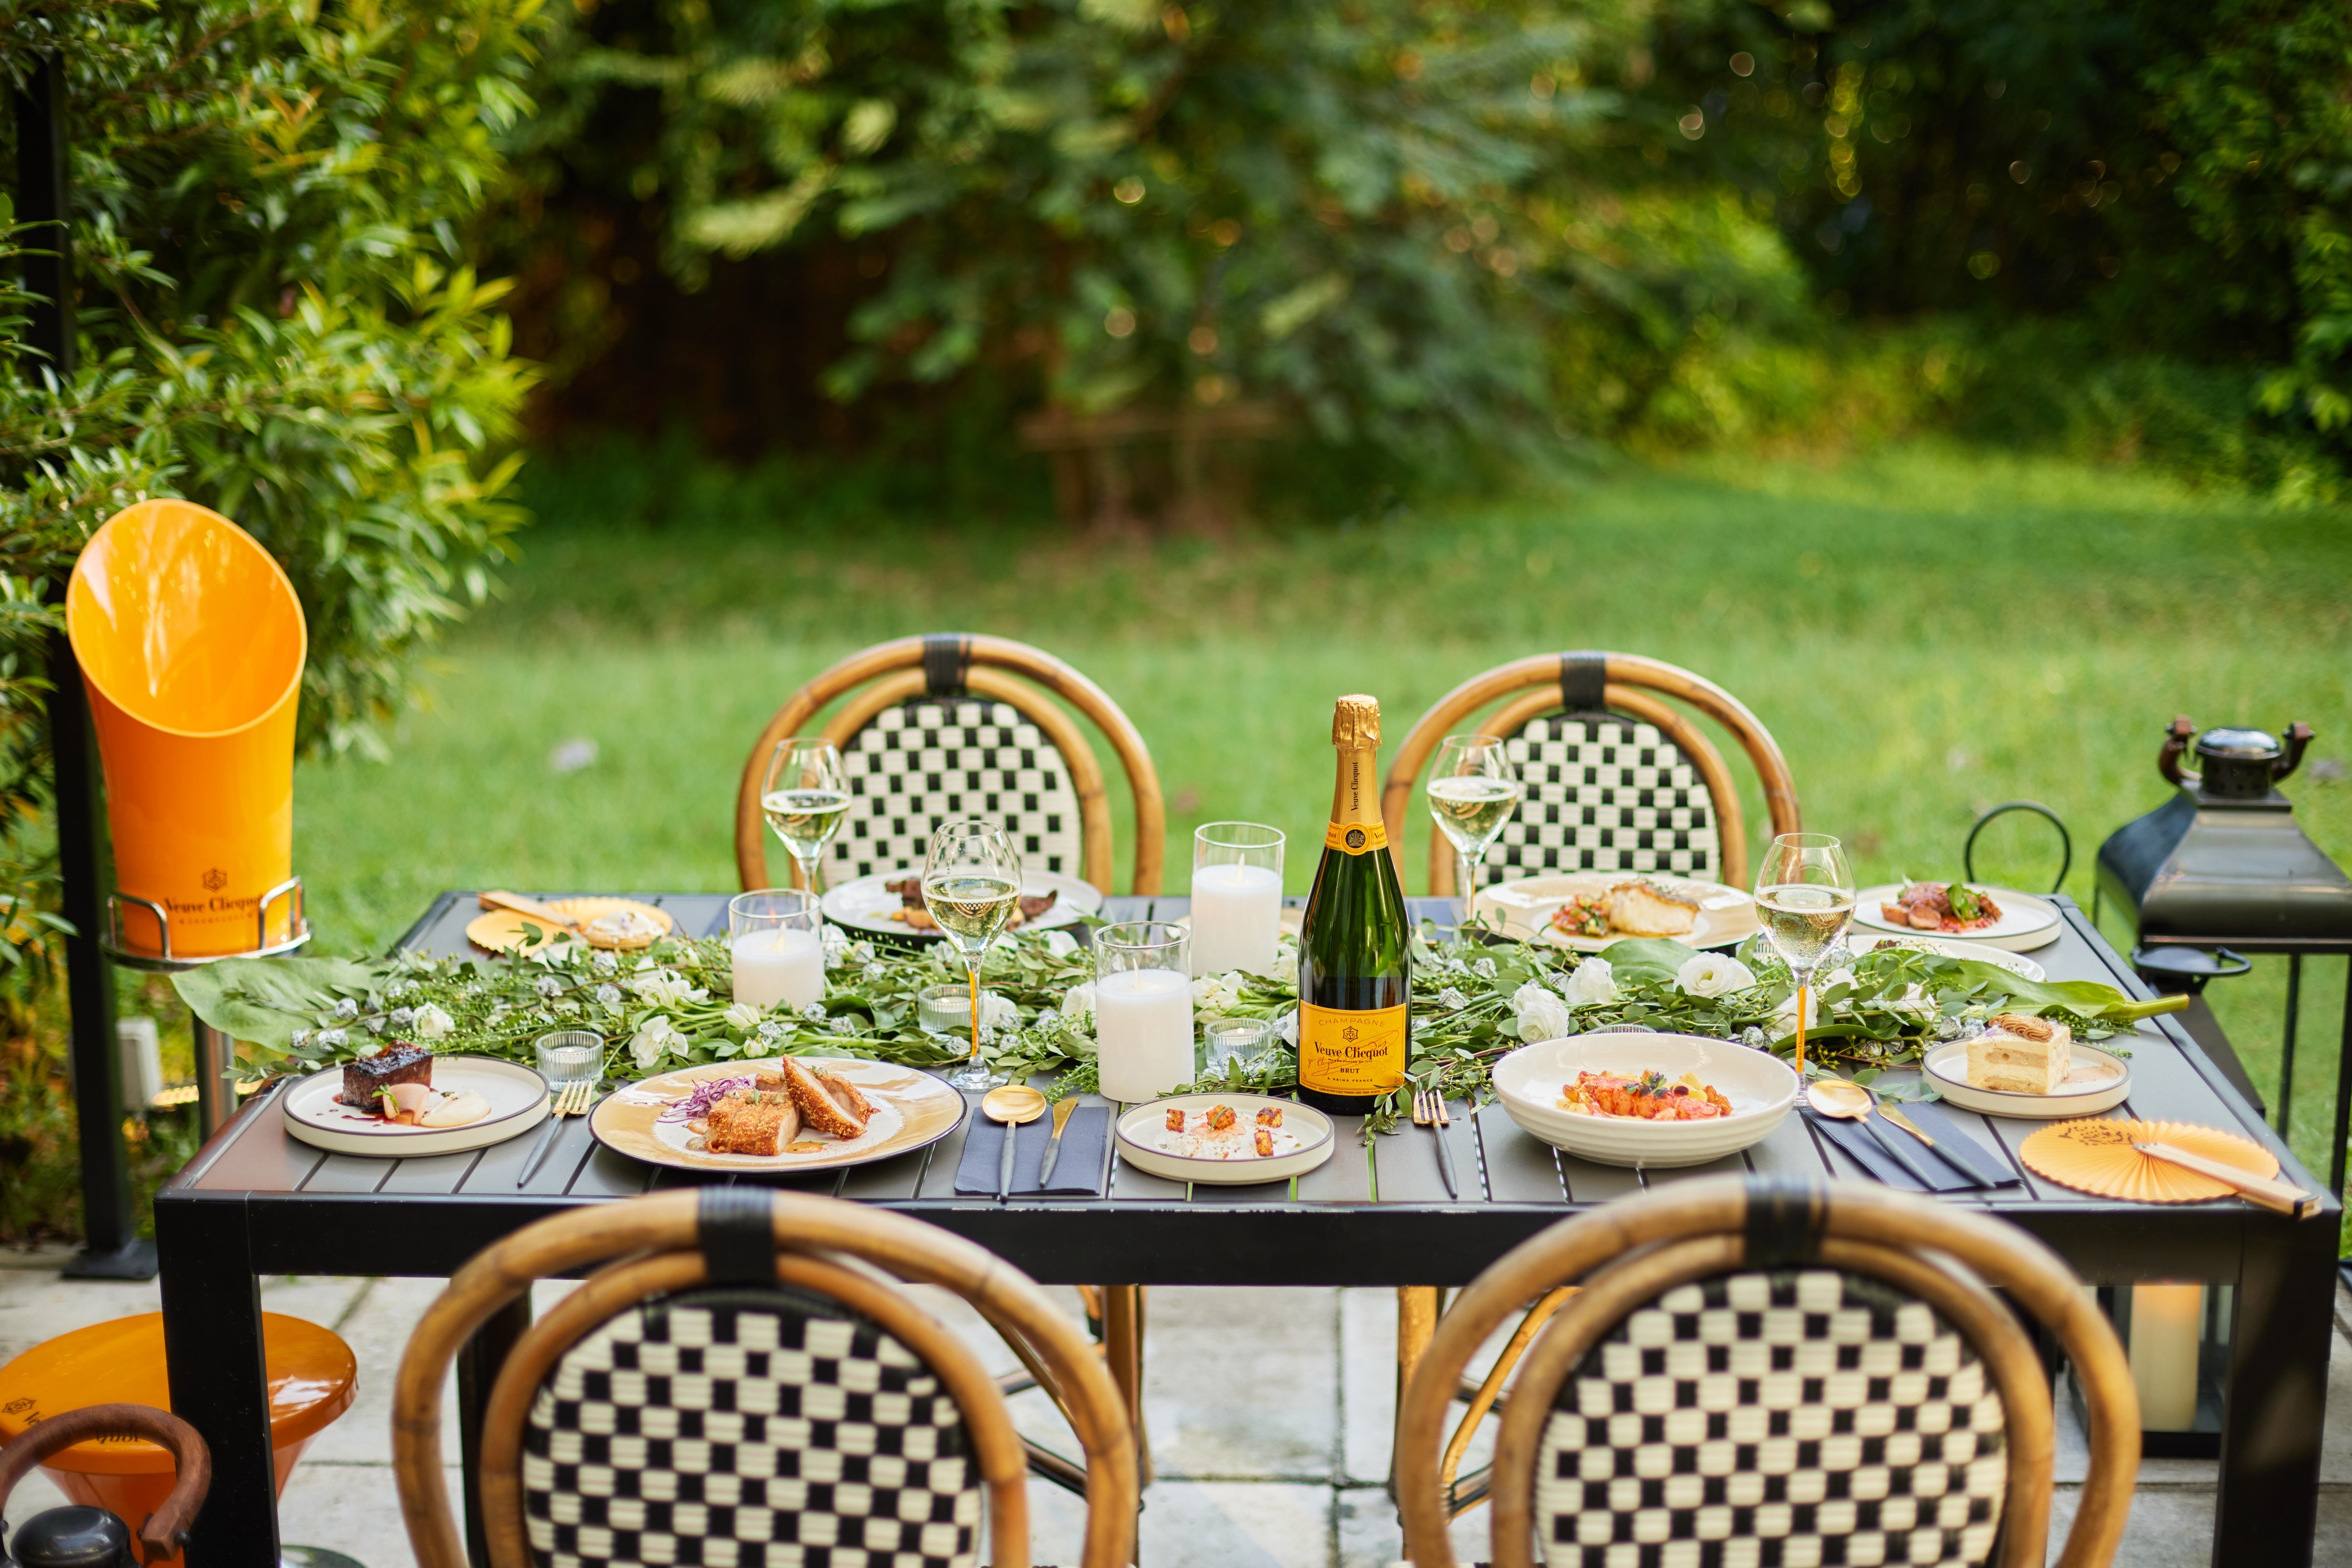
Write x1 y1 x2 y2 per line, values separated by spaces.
661 1074 756 1122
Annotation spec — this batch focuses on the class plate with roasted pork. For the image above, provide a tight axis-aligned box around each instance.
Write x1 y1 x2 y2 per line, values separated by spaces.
821 867 1102 941
1469 873 1759 953
1852 881 2061 952
589 1055 967 1172
283 1047 549 1156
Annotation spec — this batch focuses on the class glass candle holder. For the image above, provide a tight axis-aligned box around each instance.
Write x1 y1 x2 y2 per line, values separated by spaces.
1094 921 1194 1103
917 983 1009 1036
534 1029 604 1085
1190 822 1284 978
729 889 825 1012
1201 1015 1277 1074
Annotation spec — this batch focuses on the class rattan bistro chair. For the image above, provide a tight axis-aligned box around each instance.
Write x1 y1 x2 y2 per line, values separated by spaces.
394 1188 1139 1568
1395 1177 2140 1568
1380 651 1802 896
735 633 1166 896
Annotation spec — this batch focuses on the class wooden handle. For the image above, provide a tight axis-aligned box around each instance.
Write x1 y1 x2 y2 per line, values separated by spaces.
0 1403 211 1561
2136 1142 2320 1218
478 890 581 930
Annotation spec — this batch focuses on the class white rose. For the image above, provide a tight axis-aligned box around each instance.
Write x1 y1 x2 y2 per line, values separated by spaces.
1675 954 1758 999
1274 1008 1299 1046
1062 981 1097 1025
981 992 1020 1029
629 1015 684 1069
821 925 851 967
723 1001 763 1031
632 972 693 1008
1774 988 1820 1032
1191 971 1244 1014
1511 981 1572 1043
1042 929 1079 958
410 1004 453 1041
1560 957 1617 1007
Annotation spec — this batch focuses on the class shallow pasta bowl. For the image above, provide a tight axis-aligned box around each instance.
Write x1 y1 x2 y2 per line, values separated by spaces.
1491 1033 1799 1168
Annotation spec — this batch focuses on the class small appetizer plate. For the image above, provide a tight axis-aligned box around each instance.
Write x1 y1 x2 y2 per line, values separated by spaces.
591 1056 966 1173
822 868 1102 942
1492 1034 1798 1168
1115 1093 1335 1185
1842 932 2048 982
1922 1041 2132 1119
467 896 675 956
1471 873 1759 954
284 1055 549 1157
1851 884 2061 953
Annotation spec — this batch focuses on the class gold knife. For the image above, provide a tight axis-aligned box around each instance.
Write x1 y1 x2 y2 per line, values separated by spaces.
1036 1097 1082 1188
1877 1104 1938 1148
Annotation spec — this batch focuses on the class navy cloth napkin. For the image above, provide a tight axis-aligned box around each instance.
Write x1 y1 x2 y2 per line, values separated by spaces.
1894 1099 2022 1188
1802 1105 1978 1192
954 1105 1110 1196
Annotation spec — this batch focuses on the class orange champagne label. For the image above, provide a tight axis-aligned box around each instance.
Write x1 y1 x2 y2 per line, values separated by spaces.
1323 819 1390 855
1298 1001 1409 1096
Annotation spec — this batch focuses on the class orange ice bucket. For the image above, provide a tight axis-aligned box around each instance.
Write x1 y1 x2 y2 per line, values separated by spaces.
66 499 307 959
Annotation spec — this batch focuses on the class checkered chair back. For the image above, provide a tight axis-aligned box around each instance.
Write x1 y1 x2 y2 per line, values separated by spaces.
1533 1267 2007 1568
521 1283 983 1568
1489 713 1721 886
831 698 1086 883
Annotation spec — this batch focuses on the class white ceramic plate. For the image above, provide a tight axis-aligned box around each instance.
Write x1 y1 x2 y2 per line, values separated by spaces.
1471 874 1759 953
1114 1093 1335 1185
1922 1040 2132 1118
284 1054 548 1157
591 1057 968 1173
1491 1034 1799 1168
1842 932 2047 982
822 867 1103 940
1853 883 2061 952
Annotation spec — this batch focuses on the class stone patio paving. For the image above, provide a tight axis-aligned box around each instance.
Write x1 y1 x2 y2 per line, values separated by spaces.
4 1252 2350 1566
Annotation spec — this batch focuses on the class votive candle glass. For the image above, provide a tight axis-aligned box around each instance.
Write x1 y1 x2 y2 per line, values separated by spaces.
1190 823 1284 977
1094 920 1195 1103
729 889 826 1012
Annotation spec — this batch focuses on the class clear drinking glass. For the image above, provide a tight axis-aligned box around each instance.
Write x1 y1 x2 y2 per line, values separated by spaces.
1427 734 1523 928
534 1029 605 1085
728 889 826 1013
1190 822 1285 977
922 819 1023 1092
1094 921 1194 1103
762 737 850 895
1752 832 1857 1078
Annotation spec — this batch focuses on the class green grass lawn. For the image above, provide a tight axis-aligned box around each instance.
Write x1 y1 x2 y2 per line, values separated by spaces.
292 440 2352 1177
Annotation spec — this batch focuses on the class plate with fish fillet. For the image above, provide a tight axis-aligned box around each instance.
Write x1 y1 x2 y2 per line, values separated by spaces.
590 1056 967 1172
821 867 1102 941
1469 873 1760 953
1851 881 2061 952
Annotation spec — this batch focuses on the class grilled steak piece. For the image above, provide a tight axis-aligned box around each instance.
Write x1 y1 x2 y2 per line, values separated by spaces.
341 1043 433 1107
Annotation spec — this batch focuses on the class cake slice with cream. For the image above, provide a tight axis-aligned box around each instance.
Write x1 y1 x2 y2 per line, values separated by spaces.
1967 1012 2072 1094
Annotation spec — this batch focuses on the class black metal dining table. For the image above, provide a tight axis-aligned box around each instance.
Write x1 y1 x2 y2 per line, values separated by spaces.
154 890 2339 1568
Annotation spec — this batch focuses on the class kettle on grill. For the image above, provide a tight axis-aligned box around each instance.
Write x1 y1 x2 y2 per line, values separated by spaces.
0 1406 209 1568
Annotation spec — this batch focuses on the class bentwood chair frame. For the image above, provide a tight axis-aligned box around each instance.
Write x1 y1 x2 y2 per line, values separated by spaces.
735 632 1167 896
393 1188 1139 1568
1395 1176 2139 1568
1380 651 1803 897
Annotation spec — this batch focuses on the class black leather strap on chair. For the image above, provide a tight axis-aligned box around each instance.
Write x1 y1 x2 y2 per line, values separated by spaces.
697 1185 777 1285
923 634 972 697
1557 651 1607 715
1741 1176 1827 1267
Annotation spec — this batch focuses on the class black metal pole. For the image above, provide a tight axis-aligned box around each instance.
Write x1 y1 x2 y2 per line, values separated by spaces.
2332 967 2352 1204
17 55 152 1279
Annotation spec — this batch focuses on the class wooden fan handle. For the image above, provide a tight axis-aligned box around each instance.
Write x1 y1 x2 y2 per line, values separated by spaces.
478 890 582 930
2135 1141 2318 1218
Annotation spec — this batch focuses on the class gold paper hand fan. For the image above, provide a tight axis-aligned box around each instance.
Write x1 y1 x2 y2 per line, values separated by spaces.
2020 1117 2277 1204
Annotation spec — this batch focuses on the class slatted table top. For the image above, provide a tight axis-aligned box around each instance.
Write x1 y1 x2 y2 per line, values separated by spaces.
163 889 2334 1286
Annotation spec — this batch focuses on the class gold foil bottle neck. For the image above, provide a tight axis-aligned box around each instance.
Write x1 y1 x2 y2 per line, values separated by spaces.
1332 694 1381 749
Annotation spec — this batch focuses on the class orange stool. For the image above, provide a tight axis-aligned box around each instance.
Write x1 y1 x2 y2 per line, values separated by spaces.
0 1312 355 1563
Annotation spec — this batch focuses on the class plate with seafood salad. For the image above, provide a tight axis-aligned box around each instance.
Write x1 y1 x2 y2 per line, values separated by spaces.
283 1047 549 1156
1852 881 2061 952
590 1056 966 1172
1492 1034 1798 1168
1114 1093 1335 1185
1470 873 1759 953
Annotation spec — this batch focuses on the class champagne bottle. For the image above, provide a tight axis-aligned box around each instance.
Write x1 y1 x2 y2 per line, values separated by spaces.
1297 694 1411 1115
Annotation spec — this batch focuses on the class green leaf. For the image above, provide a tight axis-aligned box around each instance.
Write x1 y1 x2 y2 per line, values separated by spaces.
1596 938 1699 988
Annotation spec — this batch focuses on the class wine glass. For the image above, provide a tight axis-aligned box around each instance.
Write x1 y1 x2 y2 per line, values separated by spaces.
1427 735 1523 931
921 819 1024 1092
1752 832 1857 1079
762 737 849 894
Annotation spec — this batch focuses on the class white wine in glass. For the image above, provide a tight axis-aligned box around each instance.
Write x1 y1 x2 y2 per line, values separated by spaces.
1752 833 1856 1078
762 737 849 894
922 819 1023 1092
1427 734 1522 930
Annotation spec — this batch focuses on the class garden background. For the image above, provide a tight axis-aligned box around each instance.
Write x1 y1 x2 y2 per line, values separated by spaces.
2 0 2349 1237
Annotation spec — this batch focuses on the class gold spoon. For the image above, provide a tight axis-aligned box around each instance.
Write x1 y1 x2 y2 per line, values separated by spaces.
982 1084 1048 1199
1807 1078 1939 1188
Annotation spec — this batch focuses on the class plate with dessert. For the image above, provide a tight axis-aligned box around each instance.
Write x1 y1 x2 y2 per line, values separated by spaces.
1922 1013 2131 1118
822 868 1102 941
589 1055 967 1172
1853 881 2061 952
1491 1033 1799 1167
1470 873 1759 953
283 1046 551 1156
1113 1093 1335 1185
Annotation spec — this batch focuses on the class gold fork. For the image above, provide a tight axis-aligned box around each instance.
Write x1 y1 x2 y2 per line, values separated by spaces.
518 1078 596 1187
1413 1088 1460 1198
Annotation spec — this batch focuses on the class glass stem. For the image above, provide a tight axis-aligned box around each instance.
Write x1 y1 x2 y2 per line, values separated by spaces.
1794 978 1808 1077
1457 848 1477 930
968 961 982 1066
798 854 821 896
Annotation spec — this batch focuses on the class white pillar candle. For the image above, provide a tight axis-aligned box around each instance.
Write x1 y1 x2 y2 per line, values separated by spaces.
1189 861 1282 977
1094 968 1196 1102
731 926 826 1011
2130 1282 2204 1431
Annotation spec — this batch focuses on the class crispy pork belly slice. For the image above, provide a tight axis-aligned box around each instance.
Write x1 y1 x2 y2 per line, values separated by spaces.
1606 881 1700 938
707 1095 790 1155
816 1070 875 1123
780 1055 868 1138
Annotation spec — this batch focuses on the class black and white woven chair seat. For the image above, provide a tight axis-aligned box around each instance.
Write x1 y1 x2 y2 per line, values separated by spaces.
522 1285 982 1568
1535 1269 2006 1568
1490 715 1720 886
830 699 1083 881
